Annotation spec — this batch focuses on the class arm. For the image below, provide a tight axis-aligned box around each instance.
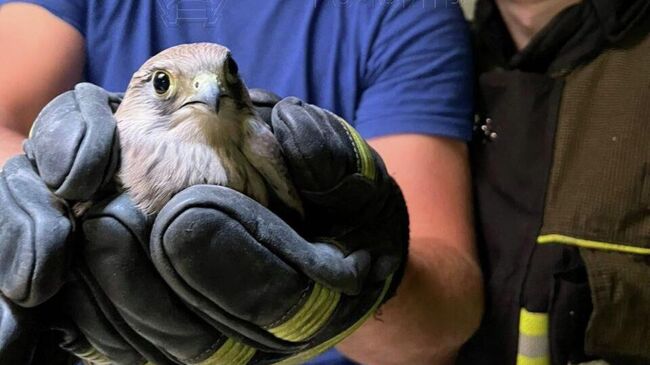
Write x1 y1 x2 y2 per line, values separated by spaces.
337 134 484 365
0 3 85 164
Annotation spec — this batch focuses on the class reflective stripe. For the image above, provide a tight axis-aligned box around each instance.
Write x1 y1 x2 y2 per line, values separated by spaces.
196 338 256 365
518 334 549 358
516 309 550 365
538 234 650 255
274 275 394 365
517 354 551 365
269 282 340 342
335 116 376 181
73 347 113 365
519 309 548 337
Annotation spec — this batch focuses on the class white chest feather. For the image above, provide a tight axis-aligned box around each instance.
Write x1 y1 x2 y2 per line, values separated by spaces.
116 110 268 215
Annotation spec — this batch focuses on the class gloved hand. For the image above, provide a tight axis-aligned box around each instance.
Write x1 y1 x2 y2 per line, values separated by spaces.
56 91 408 365
0 83 122 364
0 84 409 364
0 83 120 308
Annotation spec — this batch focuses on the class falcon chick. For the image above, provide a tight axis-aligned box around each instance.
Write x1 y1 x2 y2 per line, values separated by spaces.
114 43 303 216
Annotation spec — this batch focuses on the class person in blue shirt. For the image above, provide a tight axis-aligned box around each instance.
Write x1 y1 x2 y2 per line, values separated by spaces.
0 1 483 364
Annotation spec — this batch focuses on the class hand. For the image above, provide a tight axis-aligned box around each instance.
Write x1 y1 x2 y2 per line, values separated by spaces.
53 91 408 364
0 84 409 364
142 93 409 362
56 194 237 365
0 83 121 364
0 83 237 365
0 83 120 308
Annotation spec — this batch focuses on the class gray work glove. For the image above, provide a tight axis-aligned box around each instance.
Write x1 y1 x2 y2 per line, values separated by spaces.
0 84 409 364
0 83 120 308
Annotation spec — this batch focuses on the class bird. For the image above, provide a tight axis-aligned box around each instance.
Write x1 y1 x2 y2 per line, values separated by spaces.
113 43 303 216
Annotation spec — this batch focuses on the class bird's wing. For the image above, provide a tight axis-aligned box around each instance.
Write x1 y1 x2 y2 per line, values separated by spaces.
242 116 304 217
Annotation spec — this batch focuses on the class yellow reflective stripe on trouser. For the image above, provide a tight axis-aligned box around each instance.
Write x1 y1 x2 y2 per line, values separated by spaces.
268 282 341 342
335 116 376 181
537 234 650 255
516 309 550 365
274 275 394 365
193 338 256 365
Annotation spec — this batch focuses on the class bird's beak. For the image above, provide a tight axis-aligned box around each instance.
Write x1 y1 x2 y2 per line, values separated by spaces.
186 73 221 113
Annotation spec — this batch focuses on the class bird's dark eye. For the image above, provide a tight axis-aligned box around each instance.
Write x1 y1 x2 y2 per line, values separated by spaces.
153 71 171 95
226 55 239 76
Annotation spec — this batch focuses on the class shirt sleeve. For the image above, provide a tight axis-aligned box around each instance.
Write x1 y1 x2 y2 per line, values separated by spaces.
0 0 86 36
355 3 474 141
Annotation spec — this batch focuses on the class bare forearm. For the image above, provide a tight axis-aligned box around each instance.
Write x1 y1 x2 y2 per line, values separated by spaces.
0 3 86 167
337 237 484 365
0 125 26 166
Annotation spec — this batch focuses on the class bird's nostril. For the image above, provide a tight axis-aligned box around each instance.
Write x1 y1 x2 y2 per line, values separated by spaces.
194 81 200 88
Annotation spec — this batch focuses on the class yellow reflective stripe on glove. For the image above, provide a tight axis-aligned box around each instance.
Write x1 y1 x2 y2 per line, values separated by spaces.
269 282 340 342
335 116 376 181
73 347 113 365
193 339 256 365
275 275 394 365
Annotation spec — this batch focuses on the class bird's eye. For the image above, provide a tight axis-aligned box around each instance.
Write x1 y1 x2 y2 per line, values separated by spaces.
153 71 172 95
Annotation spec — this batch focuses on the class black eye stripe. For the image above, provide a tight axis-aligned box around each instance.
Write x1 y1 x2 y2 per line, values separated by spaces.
153 71 171 95
226 56 239 76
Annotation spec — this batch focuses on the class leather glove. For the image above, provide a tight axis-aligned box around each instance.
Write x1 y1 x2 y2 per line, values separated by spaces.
57 90 409 365
0 84 408 364
0 83 237 365
0 83 122 364
166 93 409 362
0 83 120 308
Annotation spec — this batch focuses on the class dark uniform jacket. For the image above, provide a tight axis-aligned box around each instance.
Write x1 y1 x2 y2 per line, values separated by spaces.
459 1 650 364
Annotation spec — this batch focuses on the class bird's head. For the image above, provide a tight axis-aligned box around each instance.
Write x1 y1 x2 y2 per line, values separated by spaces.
116 43 253 142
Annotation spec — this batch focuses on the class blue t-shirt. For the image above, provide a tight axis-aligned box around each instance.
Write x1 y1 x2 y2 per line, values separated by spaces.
3 0 473 141
2 0 472 363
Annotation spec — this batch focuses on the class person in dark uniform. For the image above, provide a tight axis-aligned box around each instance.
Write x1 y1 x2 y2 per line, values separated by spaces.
461 0 650 364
